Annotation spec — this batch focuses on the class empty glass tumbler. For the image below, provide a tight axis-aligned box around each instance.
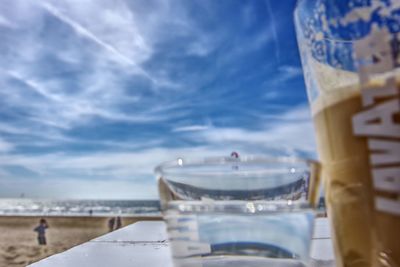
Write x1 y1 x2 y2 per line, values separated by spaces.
155 155 321 267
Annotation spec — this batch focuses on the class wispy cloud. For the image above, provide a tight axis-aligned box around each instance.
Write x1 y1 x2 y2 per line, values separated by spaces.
7 70 63 102
265 0 280 63
279 65 303 78
261 65 304 100
0 176 157 199
2 107 313 174
0 123 33 135
0 0 307 199
0 102 315 198
0 139 14 153
192 105 315 155
40 2 154 81
274 65 303 83
0 15 15 28
172 125 210 132
0 146 222 176
263 90 280 100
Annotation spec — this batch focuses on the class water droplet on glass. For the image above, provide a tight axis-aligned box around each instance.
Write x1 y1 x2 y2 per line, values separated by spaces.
246 202 256 213
177 158 183 166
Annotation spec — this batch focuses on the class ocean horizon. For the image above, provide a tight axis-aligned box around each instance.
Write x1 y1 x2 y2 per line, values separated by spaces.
0 198 161 217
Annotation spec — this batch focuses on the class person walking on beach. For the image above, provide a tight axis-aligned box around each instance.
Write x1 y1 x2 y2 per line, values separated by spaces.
34 218 49 245
108 217 115 232
231 151 239 170
116 216 122 229
108 217 123 231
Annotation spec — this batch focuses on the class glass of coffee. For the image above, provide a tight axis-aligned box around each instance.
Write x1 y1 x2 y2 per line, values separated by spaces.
155 155 321 267
294 1 400 266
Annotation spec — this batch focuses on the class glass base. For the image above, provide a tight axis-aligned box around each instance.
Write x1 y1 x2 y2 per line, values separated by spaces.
174 255 307 267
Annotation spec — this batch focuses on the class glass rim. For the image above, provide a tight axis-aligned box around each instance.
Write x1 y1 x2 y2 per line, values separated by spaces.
154 155 319 177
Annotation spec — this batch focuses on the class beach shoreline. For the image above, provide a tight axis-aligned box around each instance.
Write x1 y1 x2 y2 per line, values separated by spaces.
0 215 161 266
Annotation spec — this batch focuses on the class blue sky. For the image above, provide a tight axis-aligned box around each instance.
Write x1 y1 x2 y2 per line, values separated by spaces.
0 0 316 199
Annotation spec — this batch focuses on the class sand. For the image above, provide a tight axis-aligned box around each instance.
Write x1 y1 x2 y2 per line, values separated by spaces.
0 215 161 267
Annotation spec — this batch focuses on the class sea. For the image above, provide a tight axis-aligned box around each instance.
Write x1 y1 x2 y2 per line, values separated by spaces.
0 198 161 217
0 197 326 217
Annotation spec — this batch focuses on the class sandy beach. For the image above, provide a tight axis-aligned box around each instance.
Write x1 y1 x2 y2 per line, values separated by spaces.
0 215 161 267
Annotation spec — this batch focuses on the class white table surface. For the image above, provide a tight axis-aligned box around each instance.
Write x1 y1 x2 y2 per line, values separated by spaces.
29 218 334 267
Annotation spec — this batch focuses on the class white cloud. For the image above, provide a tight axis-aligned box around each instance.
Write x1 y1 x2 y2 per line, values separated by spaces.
40 2 153 80
274 65 303 83
186 40 214 57
279 65 303 77
0 138 14 152
0 176 158 199
261 66 304 96
0 105 316 198
263 90 280 100
0 14 15 28
172 125 210 132
0 0 203 139
190 105 316 155
241 4 256 29
278 104 311 120
7 70 63 102
0 1 313 199
265 0 280 63
0 102 315 176
0 145 236 200
0 122 33 135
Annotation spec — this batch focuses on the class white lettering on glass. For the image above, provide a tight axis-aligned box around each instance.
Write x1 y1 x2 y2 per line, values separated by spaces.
372 167 400 192
376 197 400 216
369 139 400 166
353 27 400 216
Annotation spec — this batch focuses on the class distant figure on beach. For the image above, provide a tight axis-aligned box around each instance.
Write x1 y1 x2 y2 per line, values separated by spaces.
231 151 239 158
231 151 239 170
89 209 93 216
34 218 49 245
116 216 122 229
108 217 123 231
108 217 115 232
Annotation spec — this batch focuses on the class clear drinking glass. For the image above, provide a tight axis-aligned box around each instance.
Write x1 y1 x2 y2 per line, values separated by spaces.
155 156 321 267
294 1 400 266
